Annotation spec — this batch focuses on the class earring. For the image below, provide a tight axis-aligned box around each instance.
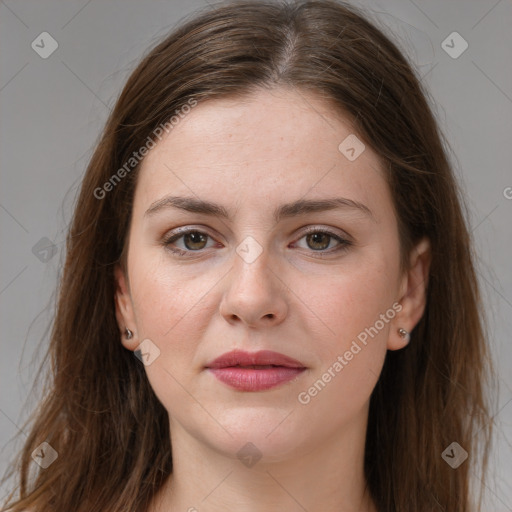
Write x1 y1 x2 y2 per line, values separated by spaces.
398 328 410 342
125 328 133 340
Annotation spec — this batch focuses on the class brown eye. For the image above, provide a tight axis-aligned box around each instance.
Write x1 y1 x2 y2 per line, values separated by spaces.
294 228 351 254
305 232 332 251
163 229 215 255
182 231 208 250
163 227 352 258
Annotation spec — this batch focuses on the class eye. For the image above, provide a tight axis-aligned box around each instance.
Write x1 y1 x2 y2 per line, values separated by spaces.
292 227 352 255
163 229 216 256
162 226 352 258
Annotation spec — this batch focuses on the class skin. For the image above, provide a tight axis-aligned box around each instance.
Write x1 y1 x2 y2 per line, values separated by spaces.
114 86 431 512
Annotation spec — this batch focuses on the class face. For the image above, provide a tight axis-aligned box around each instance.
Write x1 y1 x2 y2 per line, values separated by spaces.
115 87 430 462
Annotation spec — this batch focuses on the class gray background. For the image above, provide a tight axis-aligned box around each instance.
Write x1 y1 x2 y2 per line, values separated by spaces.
1 0 511 509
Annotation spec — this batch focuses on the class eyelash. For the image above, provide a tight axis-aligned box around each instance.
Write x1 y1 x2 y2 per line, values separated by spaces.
162 226 352 258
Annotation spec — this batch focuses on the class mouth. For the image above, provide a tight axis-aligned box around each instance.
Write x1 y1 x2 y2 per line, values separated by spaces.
205 350 307 391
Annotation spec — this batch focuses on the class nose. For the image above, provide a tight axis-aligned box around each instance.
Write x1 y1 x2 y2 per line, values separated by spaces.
219 246 288 328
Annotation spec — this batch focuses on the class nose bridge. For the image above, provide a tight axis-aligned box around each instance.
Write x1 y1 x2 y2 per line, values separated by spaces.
220 233 287 326
231 234 274 296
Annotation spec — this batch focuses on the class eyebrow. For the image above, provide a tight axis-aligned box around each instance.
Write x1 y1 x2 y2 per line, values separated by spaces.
144 195 376 223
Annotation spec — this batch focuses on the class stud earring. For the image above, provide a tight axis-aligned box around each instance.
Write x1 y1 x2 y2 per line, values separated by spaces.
398 327 410 342
125 328 133 340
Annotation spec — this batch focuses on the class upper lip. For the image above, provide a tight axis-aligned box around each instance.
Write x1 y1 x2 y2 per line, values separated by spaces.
206 350 306 369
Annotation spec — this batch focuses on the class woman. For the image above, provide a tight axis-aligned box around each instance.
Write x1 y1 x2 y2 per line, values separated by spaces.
1 0 494 510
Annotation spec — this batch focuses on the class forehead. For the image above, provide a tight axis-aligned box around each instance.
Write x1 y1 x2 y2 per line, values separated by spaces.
134 87 390 220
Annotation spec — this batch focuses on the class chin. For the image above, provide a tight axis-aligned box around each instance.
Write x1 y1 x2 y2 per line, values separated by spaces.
201 406 313 463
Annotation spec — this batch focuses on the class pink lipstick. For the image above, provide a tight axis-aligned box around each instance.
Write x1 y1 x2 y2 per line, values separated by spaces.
206 350 306 391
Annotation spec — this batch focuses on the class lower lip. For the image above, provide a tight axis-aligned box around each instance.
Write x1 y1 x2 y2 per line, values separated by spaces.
208 367 306 391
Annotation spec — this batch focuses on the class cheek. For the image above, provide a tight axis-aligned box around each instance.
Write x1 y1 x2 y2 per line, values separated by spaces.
303 248 400 349
128 243 210 331
126 248 226 405
291 250 398 415
126 257 216 424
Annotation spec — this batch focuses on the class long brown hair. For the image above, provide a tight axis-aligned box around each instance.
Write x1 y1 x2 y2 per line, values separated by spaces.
1 1 494 510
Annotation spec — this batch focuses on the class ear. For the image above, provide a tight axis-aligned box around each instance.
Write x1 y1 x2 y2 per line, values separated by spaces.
114 264 138 351
388 237 431 351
